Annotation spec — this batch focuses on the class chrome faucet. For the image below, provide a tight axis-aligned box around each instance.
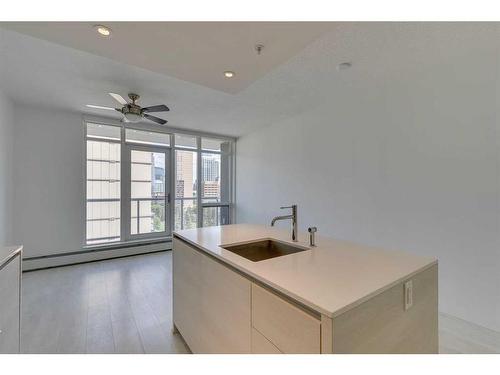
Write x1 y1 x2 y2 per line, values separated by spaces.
271 205 298 242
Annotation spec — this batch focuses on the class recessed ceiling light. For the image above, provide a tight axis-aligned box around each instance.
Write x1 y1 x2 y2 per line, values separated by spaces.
94 25 111 37
337 62 352 71
224 71 235 78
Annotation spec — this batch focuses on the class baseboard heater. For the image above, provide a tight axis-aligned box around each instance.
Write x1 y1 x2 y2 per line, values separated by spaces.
22 238 172 271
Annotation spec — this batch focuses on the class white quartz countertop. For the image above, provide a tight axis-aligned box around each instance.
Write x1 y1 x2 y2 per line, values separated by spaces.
0 245 22 268
173 224 437 318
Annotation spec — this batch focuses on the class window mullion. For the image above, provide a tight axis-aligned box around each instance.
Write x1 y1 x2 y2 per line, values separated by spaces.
120 125 127 243
170 133 176 234
196 136 202 228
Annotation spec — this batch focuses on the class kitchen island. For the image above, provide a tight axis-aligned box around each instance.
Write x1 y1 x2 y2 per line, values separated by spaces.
172 224 438 354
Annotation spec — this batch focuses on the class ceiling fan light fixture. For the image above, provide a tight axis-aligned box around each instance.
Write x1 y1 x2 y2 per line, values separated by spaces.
92 92 169 125
123 112 142 123
94 25 112 37
337 62 352 71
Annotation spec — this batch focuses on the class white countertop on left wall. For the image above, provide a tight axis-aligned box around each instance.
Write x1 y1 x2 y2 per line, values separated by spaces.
0 246 23 267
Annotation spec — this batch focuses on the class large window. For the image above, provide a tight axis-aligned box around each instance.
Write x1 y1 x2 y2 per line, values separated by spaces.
86 123 121 245
85 122 234 246
174 148 198 230
173 135 232 231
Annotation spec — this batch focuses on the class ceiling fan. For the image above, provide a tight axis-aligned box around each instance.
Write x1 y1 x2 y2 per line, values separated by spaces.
87 93 169 125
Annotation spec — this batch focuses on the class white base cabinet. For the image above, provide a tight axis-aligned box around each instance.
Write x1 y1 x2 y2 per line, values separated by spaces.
173 238 438 354
0 247 22 354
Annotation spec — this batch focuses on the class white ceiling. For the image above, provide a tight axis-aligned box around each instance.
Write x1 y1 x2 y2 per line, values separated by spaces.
1 23 498 137
1 22 333 94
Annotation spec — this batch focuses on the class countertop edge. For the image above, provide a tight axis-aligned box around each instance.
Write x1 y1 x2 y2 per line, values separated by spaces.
0 245 23 268
173 232 437 318
328 259 438 318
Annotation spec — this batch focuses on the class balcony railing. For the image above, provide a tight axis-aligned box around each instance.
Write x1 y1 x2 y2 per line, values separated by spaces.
86 196 167 241
87 196 231 242
131 197 166 235
86 198 121 244
174 198 230 230
202 202 230 227
174 198 197 231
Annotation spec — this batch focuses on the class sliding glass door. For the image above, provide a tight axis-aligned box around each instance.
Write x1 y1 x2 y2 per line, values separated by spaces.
123 145 171 240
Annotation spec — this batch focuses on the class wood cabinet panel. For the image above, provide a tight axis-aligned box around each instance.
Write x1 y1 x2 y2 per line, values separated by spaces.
332 264 438 354
198 250 251 353
251 283 321 354
173 238 251 353
173 238 203 352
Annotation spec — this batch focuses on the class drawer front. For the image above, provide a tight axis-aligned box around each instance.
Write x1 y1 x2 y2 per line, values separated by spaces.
251 283 320 354
0 255 21 354
251 328 281 354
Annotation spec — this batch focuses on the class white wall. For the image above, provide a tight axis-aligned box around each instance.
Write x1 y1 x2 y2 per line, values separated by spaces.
0 90 14 246
236 38 500 331
12 104 85 257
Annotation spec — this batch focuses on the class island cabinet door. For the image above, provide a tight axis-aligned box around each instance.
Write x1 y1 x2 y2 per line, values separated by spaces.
173 238 203 352
0 255 21 354
173 238 252 353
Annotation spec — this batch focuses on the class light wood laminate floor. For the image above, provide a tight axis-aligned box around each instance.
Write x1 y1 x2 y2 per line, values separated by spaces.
21 251 189 354
21 251 499 354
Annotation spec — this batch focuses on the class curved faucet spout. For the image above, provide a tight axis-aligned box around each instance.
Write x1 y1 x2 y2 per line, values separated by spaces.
270 205 298 241
271 215 292 226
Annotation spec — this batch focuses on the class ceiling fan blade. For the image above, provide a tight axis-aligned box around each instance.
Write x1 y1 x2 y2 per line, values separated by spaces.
109 92 128 105
142 104 170 113
86 104 116 111
144 113 167 125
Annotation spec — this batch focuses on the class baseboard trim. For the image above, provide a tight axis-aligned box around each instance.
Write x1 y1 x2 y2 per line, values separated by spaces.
439 312 500 354
23 241 172 271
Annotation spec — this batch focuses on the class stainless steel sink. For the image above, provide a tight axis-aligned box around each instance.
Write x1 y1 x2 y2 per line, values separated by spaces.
221 239 308 262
